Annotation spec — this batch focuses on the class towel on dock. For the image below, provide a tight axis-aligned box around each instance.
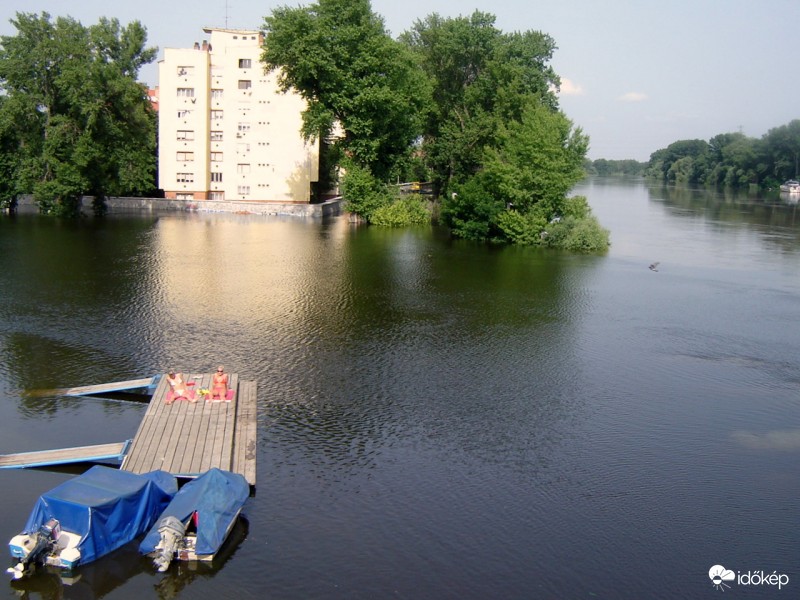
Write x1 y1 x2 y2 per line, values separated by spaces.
166 389 196 403
207 389 235 402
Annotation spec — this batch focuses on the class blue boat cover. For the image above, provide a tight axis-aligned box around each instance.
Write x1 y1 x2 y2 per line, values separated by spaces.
139 468 249 557
22 466 177 565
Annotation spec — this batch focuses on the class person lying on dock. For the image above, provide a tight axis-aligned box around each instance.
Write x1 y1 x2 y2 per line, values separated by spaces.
166 371 195 404
209 366 229 401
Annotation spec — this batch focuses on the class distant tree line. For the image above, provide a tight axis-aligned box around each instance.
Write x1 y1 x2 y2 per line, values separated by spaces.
643 120 800 189
585 159 647 177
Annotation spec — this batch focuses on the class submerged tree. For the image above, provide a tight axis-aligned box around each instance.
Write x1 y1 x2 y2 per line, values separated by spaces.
402 11 600 247
0 12 157 215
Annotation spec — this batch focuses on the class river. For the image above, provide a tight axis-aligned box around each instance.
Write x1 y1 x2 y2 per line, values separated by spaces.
0 177 798 599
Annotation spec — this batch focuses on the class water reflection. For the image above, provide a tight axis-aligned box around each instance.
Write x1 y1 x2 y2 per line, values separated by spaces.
265 224 599 481
653 183 800 230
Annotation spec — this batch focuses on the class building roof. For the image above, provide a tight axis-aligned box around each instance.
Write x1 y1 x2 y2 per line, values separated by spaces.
202 27 263 35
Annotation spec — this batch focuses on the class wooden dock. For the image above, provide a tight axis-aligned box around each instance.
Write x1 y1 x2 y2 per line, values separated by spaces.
63 377 157 397
0 442 131 469
120 373 257 486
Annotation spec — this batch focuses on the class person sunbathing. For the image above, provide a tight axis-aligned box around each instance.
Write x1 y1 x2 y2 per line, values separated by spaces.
166 370 195 404
209 366 229 400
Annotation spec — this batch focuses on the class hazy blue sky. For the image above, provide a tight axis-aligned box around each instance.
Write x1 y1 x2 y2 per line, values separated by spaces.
1 0 798 160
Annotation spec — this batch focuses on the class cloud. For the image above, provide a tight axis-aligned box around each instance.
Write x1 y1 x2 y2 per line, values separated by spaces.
618 91 648 102
557 78 585 96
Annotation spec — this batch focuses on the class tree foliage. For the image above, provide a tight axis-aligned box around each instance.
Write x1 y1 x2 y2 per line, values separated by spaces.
263 4 602 249
645 119 800 189
262 0 429 182
0 12 157 215
400 11 560 193
442 103 599 247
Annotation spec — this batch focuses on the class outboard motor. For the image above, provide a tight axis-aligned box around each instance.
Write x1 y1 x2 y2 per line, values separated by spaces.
152 516 186 572
6 519 60 580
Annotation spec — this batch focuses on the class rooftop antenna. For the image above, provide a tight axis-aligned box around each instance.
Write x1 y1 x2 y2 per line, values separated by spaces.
225 0 230 28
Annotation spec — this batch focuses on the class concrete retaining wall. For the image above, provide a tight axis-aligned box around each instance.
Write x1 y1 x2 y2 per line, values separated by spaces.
15 195 343 218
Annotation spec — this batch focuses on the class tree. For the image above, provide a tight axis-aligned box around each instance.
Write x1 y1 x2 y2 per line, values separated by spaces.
0 12 157 215
262 0 430 183
400 11 560 193
763 120 800 181
442 103 592 244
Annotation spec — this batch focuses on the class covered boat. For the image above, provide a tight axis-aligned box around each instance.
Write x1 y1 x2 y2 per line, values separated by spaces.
7 466 177 579
139 468 249 571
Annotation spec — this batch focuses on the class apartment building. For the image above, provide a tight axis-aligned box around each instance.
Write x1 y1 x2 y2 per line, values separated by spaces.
158 28 318 202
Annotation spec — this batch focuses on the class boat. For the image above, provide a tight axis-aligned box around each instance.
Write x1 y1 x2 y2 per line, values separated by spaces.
139 468 250 572
7 466 177 579
779 179 800 193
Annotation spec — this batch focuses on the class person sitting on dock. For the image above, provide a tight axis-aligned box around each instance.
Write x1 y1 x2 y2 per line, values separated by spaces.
209 366 229 401
166 370 194 404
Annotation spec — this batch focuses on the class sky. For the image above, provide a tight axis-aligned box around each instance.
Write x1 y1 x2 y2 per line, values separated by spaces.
1 0 798 161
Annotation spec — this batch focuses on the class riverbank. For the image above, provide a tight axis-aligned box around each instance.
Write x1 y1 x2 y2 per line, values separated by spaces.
14 195 344 218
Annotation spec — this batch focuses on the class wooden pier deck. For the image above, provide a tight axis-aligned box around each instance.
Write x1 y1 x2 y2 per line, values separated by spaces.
120 373 257 486
63 377 157 397
0 442 130 469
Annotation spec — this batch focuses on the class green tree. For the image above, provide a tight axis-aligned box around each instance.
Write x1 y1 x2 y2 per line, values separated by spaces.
262 0 429 183
442 103 591 244
645 139 709 183
0 12 157 215
401 11 560 194
763 120 800 182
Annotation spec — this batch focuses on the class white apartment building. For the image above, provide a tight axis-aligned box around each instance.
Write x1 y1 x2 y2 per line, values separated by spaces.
158 28 318 202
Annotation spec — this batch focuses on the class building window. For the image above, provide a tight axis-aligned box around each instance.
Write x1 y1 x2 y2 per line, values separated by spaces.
211 66 223 76
211 110 223 121
238 80 252 90
211 172 223 182
176 151 194 161
210 152 223 162
176 193 193 200
211 89 223 100
177 66 193 76
176 173 194 183
210 191 224 200
237 185 250 195
177 87 194 98
237 142 250 153
237 163 251 174
176 130 194 141
238 58 251 68
210 131 223 141
237 122 250 132
177 109 192 119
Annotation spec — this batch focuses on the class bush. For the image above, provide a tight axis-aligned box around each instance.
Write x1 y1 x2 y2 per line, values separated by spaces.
542 215 610 252
340 163 392 222
559 195 590 220
371 196 431 227
441 176 505 241
495 210 547 245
